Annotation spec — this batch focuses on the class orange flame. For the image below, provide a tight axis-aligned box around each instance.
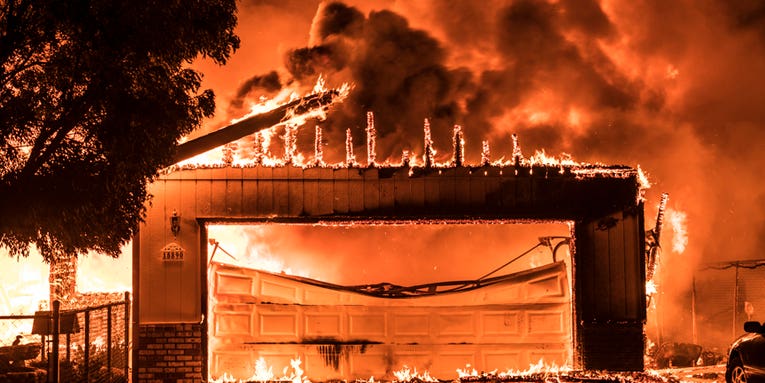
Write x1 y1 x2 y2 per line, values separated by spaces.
393 365 438 382
211 357 310 383
457 359 573 380
667 208 688 254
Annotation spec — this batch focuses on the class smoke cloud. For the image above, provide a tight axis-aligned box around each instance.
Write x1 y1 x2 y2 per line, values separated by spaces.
192 0 765 347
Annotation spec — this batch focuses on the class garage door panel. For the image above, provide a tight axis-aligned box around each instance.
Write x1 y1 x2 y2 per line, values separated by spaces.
212 351 253 379
214 311 253 337
259 311 299 339
526 311 566 335
304 312 344 337
527 275 565 299
392 313 431 338
482 311 521 337
260 278 299 303
436 313 476 337
349 313 387 338
216 272 256 298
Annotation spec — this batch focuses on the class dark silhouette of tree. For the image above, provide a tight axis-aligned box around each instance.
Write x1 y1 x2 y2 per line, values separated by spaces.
0 0 239 262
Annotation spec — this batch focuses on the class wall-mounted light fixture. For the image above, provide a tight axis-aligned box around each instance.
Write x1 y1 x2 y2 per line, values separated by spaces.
171 210 180 237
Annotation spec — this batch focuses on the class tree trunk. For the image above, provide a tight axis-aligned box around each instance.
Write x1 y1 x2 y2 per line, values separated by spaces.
49 252 77 309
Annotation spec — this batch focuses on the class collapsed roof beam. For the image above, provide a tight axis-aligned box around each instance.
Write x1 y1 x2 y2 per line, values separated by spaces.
171 90 340 164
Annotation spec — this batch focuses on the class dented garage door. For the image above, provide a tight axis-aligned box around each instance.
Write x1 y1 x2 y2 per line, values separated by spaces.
209 261 572 381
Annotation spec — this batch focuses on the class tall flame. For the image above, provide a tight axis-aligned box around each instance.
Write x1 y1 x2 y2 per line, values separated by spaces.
283 124 299 165
452 124 465 166
512 133 523 166
423 118 435 167
367 111 377 166
667 208 688 254
481 140 491 166
345 127 357 166
313 125 324 166
252 357 275 382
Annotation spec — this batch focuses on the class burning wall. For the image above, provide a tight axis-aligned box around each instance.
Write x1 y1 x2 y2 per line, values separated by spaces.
134 161 645 382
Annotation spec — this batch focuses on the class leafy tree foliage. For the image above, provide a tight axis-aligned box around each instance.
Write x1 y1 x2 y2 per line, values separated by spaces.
0 0 239 262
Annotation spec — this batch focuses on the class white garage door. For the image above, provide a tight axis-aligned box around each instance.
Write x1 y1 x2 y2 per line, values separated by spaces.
209 261 572 381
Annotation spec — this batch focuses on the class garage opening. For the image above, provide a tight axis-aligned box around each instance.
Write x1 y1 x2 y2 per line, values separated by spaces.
205 221 573 381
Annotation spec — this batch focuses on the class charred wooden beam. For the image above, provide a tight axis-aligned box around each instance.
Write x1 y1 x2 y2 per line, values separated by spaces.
171 90 340 164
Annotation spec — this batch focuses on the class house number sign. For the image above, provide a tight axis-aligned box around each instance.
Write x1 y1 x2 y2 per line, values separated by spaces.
161 242 185 262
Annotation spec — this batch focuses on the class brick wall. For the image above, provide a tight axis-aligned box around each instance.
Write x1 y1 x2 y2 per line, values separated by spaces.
137 323 203 383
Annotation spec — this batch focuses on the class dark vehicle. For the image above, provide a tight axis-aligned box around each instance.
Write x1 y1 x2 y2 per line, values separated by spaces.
727 321 765 383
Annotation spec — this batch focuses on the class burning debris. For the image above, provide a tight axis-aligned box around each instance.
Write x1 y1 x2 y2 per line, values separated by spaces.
206 357 695 383
367 111 377 167
452 125 465 167
313 126 325 167
481 140 491 166
454 368 685 383
423 118 436 168
646 193 669 283
211 357 309 383
345 127 357 167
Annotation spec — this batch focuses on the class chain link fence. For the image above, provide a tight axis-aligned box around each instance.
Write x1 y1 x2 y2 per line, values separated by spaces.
0 292 130 383
694 261 765 351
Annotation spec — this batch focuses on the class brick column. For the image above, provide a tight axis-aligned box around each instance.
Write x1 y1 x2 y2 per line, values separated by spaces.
137 323 203 382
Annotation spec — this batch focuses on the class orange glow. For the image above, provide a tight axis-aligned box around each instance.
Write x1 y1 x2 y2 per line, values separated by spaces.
207 222 569 286
208 225 312 279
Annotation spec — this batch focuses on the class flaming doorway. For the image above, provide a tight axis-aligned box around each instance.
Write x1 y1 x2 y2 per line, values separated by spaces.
205 222 573 381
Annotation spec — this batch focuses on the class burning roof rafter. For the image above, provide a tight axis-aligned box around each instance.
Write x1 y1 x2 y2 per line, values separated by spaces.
168 108 640 182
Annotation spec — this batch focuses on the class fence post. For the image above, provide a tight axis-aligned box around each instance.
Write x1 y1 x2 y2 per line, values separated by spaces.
66 333 71 363
107 304 113 383
84 309 90 382
51 300 60 383
124 291 130 381
733 263 740 338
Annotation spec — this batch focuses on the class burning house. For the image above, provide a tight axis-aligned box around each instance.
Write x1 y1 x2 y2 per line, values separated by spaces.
131 89 648 382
